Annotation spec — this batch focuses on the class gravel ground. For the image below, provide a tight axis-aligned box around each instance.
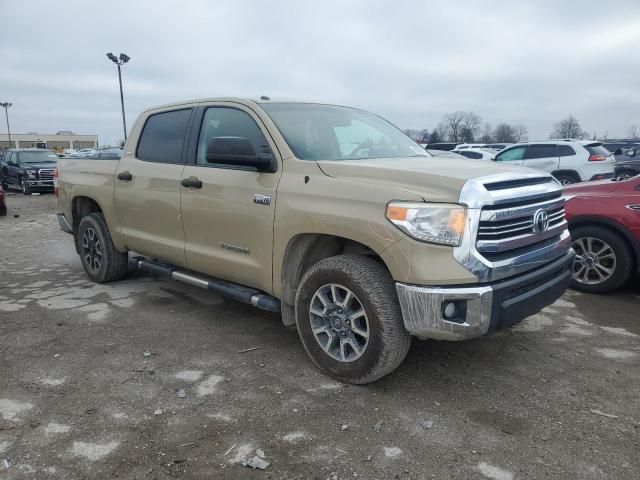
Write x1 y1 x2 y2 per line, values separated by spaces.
1 193 639 480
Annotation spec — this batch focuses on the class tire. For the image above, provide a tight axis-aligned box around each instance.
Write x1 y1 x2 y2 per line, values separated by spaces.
554 172 579 185
19 177 32 195
295 254 411 384
0 204 6 217
76 213 128 283
570 225 634 294
616 169 637 180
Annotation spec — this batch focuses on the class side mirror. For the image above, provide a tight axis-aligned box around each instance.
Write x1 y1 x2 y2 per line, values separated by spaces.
206 137 274 172
614 148 623 156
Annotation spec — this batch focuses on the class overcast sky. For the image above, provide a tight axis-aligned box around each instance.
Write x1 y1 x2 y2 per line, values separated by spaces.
1 0 639 145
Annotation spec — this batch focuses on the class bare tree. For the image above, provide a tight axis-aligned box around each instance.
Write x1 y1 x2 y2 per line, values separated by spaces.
629 125 638 139
442 111 466 142
462 112 482 141
550 115 584 139
479 122 494 143
514 124 528 142
428 129 441 143
494 123 517 143
435 121 448 142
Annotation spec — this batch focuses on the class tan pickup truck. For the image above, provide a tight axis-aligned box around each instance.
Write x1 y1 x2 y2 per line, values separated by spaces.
57 98 574 383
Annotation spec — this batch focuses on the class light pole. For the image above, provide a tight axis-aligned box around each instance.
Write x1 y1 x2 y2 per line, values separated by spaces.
0 102 12 149
106 52 130 142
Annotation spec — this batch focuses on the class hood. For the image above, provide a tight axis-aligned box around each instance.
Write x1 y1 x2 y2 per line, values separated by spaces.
563 179 621 196
316 156 542 202
21 162 57 169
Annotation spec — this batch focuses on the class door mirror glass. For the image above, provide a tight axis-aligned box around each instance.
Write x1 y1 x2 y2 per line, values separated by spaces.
206 137 273 171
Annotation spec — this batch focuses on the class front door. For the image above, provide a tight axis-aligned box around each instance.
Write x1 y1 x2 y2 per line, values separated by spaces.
114 107 194 267
522 144 560 173
180 104 281 293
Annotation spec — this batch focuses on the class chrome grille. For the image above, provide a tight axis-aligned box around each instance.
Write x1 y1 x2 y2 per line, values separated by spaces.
39 168 55 180
476 195 567 254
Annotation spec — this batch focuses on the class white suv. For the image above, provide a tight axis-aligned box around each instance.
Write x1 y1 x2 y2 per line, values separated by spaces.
494 140 615 184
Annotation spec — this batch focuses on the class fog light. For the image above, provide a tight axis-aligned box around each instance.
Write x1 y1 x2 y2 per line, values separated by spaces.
443 302 457 319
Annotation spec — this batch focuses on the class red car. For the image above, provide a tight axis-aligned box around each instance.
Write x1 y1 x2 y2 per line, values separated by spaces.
0 183 6 216
564 176 640 293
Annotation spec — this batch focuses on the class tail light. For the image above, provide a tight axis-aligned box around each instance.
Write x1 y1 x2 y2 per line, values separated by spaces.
588 154 607 162
53 168 59 196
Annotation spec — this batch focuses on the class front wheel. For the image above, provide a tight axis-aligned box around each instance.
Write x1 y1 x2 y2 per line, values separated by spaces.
570 225 633 293
19 177 32 195
295 254 411 384
76 213 128 283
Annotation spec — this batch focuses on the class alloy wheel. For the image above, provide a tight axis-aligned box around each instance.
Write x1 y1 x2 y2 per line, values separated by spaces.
572 236 617 285
82 227 103 272
309 283 370 363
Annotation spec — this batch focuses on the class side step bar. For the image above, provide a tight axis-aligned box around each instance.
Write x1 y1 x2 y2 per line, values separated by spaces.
130 257 281 312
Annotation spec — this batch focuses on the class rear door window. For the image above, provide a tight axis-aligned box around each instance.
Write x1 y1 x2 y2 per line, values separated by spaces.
524 145 558 159
558 145 576 157
495 146 526 161
136 109 192 163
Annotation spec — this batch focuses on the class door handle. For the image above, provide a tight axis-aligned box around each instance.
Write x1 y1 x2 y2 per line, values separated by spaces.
117 171 133 181
181 177 203 189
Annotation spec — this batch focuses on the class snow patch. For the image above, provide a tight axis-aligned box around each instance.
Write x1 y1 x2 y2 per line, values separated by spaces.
594 348 637 360
45 422 71 434
383 447 402 458
476 462 514 480
70 441 120 461
197 374 225 396
0 399 33 420
175 370 204 382
282 431 307 442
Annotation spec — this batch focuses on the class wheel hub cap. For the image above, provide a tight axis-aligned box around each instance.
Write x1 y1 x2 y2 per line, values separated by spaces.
309 284 370 363
572 236 616 285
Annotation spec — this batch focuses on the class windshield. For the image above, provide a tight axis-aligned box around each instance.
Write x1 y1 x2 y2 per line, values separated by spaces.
261 103 429 161
18 151 58 163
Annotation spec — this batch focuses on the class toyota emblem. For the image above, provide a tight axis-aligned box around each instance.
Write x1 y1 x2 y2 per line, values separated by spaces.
533 209 550 232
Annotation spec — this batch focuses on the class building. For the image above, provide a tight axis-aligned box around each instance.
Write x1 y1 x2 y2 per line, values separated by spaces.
0 131 99 152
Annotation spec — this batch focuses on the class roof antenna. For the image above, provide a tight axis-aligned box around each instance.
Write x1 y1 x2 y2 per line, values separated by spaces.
260 95 270 101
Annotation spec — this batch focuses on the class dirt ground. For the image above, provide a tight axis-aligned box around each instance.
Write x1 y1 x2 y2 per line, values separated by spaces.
1 192 639 480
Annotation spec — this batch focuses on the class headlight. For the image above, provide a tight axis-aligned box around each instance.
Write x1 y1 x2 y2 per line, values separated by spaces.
386 202 466 246
25 169 37 178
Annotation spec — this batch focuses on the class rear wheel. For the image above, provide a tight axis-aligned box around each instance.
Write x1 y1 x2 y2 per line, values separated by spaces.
77 213 128 283
295 254 411 384
554 172 579 185
570 225 633 293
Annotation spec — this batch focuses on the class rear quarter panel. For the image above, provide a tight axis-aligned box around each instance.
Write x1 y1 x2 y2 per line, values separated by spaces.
57 158 124 249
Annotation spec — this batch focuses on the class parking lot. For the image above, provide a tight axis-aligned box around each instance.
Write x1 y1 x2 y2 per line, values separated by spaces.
0 193 638 479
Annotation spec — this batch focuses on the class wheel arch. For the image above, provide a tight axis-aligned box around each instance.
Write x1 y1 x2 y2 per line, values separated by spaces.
279 233 391 326
71 196 105 253
569 216 640 271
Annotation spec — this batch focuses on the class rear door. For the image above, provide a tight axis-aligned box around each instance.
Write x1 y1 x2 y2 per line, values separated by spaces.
179 103 281 293
522 144 560 173
114 107 194 267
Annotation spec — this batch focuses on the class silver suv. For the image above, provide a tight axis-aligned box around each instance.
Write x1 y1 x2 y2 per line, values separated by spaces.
494 140 615 184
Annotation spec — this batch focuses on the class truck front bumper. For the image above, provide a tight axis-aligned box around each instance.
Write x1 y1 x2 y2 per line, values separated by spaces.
396 250 574 341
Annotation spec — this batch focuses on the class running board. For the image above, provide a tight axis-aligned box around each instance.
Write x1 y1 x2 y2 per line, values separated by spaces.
130 256 281 312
